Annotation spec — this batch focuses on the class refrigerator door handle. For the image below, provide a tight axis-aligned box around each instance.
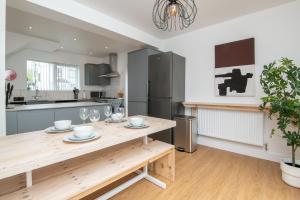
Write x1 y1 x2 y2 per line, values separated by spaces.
146 82 148 98
147 81 151 97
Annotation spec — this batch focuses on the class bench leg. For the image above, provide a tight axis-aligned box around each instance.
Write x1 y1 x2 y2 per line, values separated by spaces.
135 168 167 189
151 148 175 182
26 171 32 188
142 136 167 189
97 172 147 200
97 136 168 199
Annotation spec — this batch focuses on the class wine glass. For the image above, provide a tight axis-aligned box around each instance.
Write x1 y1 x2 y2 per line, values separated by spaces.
117 107 125 119
104 105 112 121
79 107 89 124
89 109 100 123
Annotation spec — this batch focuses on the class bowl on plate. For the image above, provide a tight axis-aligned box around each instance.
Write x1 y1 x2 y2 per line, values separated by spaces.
54 120 72 130
111 113 123 121
73 126 94 139
129 117 144 127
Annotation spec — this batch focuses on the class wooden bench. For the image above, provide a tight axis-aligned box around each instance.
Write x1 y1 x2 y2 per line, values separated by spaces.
0 139 175 200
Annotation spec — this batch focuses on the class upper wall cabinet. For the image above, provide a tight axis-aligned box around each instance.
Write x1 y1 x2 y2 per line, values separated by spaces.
85 64 111 86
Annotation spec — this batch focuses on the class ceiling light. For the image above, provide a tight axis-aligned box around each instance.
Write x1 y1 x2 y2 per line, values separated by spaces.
60 46 64 49
73 38 77 41
105 46 108 49
152 0 197 31
28 26 33 30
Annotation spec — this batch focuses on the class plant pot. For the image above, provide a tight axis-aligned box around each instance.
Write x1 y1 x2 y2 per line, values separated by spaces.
280 158 300 188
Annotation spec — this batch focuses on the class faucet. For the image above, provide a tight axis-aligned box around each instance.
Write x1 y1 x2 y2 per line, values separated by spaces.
33 89 42 100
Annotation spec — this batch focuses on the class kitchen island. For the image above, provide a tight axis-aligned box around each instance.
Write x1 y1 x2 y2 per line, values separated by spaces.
6 102 110 135
0 116 176 200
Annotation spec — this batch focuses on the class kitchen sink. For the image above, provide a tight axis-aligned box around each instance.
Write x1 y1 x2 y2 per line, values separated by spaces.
26 100 54 105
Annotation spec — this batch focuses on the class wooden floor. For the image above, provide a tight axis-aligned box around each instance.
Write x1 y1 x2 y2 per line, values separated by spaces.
91 145 300 200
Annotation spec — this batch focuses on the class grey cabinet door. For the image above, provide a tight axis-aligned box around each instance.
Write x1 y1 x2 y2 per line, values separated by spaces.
85 64 96 85
85 64 111 86
128 49 160 102
128 101 147 116
6 112 18 135
17 110 54 133
128 50 148 101
54 107 82 125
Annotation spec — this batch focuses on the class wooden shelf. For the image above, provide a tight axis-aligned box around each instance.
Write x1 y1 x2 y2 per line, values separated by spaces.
183 102 261 112
0 140 174 200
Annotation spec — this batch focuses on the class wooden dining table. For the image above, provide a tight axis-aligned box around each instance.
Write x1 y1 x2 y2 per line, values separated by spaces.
0 116 176 200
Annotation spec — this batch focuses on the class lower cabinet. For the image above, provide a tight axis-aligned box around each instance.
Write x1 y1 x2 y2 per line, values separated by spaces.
6 105 107 135
17 110 55 133
54 108 82 125
6 112 18 135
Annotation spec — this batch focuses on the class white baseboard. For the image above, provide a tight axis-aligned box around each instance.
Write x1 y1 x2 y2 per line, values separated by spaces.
197 135 285 163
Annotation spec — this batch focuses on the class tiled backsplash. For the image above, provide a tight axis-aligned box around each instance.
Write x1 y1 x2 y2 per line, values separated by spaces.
11 89 89 101
10 87 122 101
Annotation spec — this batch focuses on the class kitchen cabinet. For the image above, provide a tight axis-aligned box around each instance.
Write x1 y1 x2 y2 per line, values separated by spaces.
6 105 107 135
85 64 111 86
6 112 18 135
128 48 160 116
54 108 82 125
17 110 55 133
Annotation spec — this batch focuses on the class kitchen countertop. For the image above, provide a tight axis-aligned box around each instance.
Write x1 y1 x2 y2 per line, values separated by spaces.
6 102 110 112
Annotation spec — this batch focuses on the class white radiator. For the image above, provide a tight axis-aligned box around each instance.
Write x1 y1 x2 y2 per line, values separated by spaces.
198 109 264 146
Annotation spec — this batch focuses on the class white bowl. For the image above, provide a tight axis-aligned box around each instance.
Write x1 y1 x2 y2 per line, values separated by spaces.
73 126 94 139
111 113 122 121
54 120 71 130
129 117 144 127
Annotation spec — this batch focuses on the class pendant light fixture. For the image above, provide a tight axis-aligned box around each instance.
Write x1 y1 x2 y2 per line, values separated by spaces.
152 0 197 31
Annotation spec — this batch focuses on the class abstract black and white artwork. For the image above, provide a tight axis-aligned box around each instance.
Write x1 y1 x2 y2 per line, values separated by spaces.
215 38 255 97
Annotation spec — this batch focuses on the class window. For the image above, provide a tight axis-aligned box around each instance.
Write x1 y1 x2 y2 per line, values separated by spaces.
26 60 80 91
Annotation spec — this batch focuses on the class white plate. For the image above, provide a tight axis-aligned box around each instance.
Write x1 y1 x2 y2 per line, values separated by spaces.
71 132 96 140
63 132 101 143
124 124 149 129
45 126 75 133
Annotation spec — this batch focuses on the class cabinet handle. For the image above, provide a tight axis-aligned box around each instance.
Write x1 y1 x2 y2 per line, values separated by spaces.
147 81 151 97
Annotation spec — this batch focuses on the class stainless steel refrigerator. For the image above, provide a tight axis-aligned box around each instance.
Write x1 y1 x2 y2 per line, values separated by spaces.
148 52 185 144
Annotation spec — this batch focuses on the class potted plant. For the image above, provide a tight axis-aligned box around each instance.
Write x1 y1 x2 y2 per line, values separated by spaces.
260 58 300 188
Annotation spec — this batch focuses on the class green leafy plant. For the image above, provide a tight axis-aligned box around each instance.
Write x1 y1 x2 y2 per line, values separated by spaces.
260 58 300 167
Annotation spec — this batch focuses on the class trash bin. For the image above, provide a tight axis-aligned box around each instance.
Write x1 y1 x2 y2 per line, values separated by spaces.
174 115 198 153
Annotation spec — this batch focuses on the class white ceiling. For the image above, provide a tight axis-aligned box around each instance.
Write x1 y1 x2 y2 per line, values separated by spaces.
74 0 295 39
6 7 145 57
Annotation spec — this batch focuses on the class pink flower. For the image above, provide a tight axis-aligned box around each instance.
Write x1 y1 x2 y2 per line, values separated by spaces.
5 69 17 81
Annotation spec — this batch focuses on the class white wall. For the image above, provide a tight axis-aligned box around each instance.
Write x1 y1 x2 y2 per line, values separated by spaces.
164 1 300 162
0 0 5 136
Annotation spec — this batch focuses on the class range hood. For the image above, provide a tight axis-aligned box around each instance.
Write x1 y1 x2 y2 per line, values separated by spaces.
99 53 120 78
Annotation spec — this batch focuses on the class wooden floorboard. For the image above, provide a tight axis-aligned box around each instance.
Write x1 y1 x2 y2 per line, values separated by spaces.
91 145 300 200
